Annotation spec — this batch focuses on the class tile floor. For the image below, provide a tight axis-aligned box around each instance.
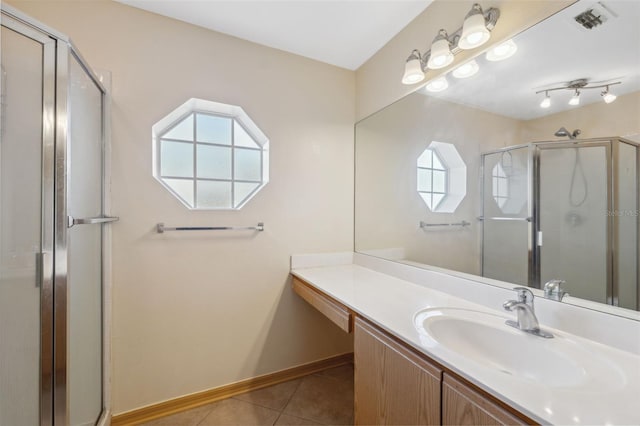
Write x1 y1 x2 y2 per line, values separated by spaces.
141 364 354 426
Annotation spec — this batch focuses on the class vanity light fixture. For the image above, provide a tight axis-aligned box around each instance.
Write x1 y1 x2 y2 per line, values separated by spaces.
402 50 426 84
401 3 500 85
458 3 494 49
601 86 617 103
540 91 551 108
486 39 517 61
535 79 621 108
568 89 581 106
452 60 479 79
425 76 449 93
427 30 455 70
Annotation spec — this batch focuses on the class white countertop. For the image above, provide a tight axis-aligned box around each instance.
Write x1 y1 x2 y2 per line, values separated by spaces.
291 256 640 425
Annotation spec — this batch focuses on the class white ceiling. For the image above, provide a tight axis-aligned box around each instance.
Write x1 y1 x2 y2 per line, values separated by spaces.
115 0 433 70
426 0 640 120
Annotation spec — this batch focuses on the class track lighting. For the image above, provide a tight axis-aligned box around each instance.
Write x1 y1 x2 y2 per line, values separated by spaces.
427 30 454 70
459 3 492 50
536 79 621 108
452 60 479 79
568 90 580 106
540 92 551 108
601 86 617 104
401 3 500 85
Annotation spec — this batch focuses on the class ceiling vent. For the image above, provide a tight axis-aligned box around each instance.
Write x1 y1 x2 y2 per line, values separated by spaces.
574 2 617 30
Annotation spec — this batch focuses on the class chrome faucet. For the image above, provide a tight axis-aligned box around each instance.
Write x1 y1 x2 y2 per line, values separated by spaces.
503 287 553 338
544 279 568 301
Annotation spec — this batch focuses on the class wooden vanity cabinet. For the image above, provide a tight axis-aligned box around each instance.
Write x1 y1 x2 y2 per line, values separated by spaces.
354 317 441 425
442 374 526 426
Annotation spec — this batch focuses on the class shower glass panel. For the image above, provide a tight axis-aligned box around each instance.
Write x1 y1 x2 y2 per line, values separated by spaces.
537 143 609 304
615 141 639 310
481 146 530 286
67 55 104 426
0 25 47 426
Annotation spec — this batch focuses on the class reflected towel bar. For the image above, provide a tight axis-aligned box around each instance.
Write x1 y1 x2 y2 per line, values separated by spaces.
157 222 264 233
420 220 470 228
477 216 532 222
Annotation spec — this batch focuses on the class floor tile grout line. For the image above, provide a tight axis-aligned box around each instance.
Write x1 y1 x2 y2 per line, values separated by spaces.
281 378 304 415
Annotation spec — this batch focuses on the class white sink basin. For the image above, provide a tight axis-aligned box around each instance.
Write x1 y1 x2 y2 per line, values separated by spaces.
414 307 625 390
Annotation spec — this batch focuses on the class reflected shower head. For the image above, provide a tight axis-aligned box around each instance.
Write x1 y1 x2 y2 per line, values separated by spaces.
554 127 581 140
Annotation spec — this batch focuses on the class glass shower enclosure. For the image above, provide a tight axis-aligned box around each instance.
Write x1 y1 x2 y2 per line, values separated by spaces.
1 5 116 425
481 138 640 310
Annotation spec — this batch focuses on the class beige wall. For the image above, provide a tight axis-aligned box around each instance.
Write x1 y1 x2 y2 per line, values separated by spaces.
355 0 575 121
7 0 355 414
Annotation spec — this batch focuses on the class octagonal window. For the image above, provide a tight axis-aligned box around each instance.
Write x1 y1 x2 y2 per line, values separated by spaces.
417 148 448 210
153 99 269 209
417 141 466 213
491 150 527 214
492 163 509 209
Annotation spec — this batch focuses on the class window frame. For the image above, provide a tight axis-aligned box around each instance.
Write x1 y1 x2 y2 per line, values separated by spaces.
417 148 449 211
152 99 269 210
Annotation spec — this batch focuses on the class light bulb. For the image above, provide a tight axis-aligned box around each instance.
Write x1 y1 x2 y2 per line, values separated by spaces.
452 60 479 79
401 51 424 85
459 5 491 50
540 93 551 108
602 87 617 104
486 39 518 61
425 76 449 93
569 90 580 106
426 33 454 70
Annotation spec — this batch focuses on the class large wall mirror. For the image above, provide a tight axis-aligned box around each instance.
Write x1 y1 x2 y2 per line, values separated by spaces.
355 0 640 316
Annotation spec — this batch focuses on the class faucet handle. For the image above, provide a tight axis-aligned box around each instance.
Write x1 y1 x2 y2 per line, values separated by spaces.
544 279 568 301
512 287 534 305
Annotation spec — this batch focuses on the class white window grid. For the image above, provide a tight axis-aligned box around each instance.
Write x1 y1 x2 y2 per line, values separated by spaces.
417 148 448 210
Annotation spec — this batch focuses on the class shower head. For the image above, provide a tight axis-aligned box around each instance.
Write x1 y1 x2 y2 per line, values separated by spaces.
554 127 581 140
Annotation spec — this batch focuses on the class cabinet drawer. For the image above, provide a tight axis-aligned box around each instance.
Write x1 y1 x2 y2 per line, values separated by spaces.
292 277 352 333
443 374 527 426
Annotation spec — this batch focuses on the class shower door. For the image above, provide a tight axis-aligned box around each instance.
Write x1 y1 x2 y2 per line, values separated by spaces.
1 6 110 425
481 145 531 286
0 18 56 426
535 142 611 304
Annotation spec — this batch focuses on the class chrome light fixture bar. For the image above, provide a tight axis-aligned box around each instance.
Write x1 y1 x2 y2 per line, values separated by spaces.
535 79 621 108
402 3 500 85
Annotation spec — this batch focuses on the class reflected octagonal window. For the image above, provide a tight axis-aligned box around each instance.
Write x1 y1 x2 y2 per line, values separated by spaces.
153 98 269 209
417 141 466 213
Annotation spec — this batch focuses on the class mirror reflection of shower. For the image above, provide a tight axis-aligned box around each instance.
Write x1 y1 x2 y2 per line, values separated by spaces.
481 137 639 310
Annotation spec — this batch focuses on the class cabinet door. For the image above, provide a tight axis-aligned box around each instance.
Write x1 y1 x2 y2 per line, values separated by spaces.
354 317 441 425
443 374 526 426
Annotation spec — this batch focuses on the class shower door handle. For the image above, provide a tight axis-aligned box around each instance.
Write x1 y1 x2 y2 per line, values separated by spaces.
67 215 119 228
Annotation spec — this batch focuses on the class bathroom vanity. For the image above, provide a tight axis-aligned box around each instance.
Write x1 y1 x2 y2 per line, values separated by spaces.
290 253 640 425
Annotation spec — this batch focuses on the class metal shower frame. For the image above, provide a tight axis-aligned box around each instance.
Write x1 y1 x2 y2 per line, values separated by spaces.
480 137 640 308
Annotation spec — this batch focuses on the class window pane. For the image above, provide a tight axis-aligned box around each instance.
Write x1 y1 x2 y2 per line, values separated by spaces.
234 182 260 208
234 121 259 148
419 193 433 210
163 178 194 206
163 114 193 141
432 193 445 208
432 152 445 170
161 140 193 177
197 144 231 179
234 148 261 181
433 170 446 193
417 150 432 168
197 180 231 208
417 169 432 192
196 114 231 144
498 179 509 197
